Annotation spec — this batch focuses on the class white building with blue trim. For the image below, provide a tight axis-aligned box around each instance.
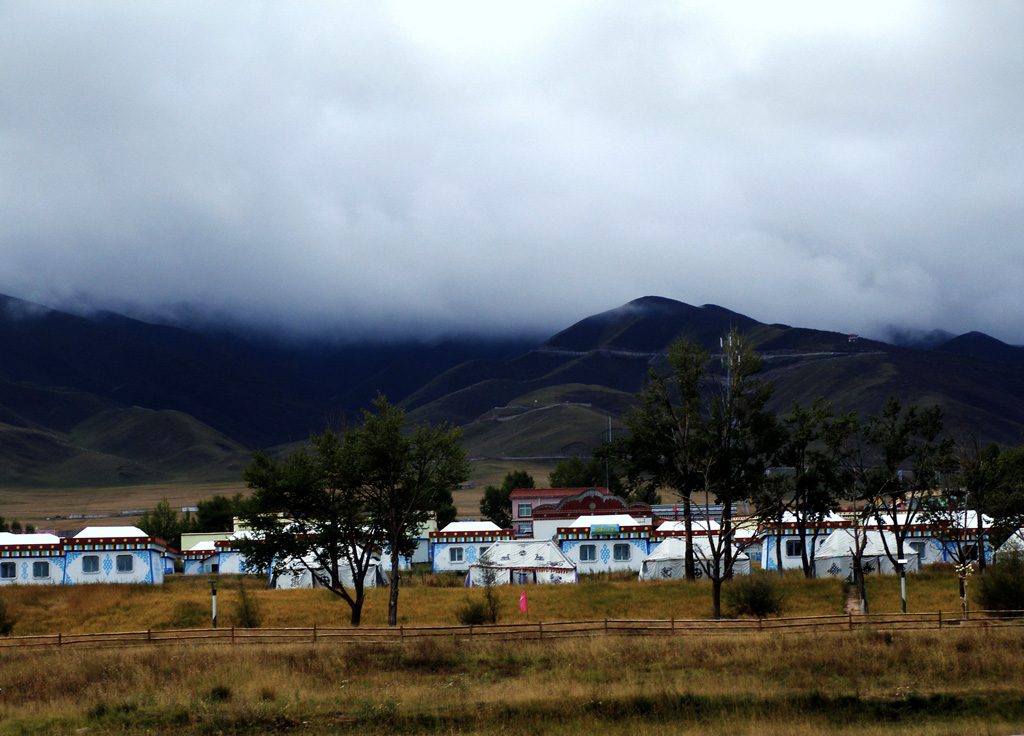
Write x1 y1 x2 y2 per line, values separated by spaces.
429 521 512 573
555 515 652 574
0 527 167 586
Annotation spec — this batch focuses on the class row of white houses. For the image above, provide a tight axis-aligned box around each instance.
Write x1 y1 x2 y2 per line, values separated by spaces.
1 507 1013 589
0 528 170 586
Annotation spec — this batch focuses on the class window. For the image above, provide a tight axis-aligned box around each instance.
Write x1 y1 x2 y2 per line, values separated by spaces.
580 544 597 562
0 562 14 579
449 547 464 563
613 544 630 562
785 540 804 557
517 503 533 518
478 546 489 558
517 522 533 536
32 561 49 579
909 541 926 558
82 555 100 574
116 554 134 573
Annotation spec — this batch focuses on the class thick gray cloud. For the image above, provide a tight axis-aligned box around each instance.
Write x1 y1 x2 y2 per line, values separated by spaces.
1 1 1022 342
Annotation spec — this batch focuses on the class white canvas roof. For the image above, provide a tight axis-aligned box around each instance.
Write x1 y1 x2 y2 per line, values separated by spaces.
640 536 751 580
74 526 149 538
467 540 577 586
440 521 502 533
0 532 61 546
569 514 642 528
997 529 1024 558
814 528 909 560
658 518 721 533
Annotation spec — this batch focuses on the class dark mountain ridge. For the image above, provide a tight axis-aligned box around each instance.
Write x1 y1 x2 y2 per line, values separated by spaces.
1 292 1022 486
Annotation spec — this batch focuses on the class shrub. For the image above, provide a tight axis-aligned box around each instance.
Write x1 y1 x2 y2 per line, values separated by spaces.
0 593 18 636
455 599 490 625
724 574 785 619
232 578 263 628
976 551 1024 616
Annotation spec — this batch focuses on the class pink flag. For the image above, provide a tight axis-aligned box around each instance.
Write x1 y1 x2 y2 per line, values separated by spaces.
519 590 528 613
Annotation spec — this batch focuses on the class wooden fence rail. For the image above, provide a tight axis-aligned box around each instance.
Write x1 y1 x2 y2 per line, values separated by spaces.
0 611 1021 651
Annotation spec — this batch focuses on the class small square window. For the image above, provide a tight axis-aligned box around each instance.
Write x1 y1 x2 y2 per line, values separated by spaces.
517 503 533 518
449 547 464 563
613 544 630 562
0 562 15 579
580 544 596 562
116 554 134 573
785 540 803 557
83 555 100 574
909 541 926 558
33 561 50 579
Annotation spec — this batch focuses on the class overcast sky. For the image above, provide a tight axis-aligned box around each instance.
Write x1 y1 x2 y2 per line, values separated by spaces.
1 1 1022 343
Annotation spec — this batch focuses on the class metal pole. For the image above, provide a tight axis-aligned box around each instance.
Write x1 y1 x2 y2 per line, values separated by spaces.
211 580 218 629
898 559 907 614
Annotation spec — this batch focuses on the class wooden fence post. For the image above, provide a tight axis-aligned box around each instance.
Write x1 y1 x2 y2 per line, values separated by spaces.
848 613 853 631
400 625 404 640
671 617 675 633
604 618 608 634
231 626 235 644
147 629 151 643
313 624 317 644
937 611 942 630
58 632 62 648
539 622 543 639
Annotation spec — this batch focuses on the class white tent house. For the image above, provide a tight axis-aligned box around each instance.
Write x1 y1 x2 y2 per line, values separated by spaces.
466 540 577 586
760 512 848 573
812 528 920 581
429 521 512 573
555 515 652 574
640 529 752 581
995 529 1024 561
867 511 994 566
64 526 167 585
269 549 389 589
0 533 64 586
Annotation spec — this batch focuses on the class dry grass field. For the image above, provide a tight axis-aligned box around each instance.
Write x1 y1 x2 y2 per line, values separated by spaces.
1 460 553 532
0 570 1022 734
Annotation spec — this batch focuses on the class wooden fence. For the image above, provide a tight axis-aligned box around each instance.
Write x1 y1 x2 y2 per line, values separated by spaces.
0 611 1022 651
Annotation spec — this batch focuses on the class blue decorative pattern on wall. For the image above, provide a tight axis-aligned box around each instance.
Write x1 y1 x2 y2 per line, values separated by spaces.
21 562 28 580
600 545 611 564
466 546 477 564
103 556 113 575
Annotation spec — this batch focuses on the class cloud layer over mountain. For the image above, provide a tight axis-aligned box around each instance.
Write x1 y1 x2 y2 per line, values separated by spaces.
2 2 1021 342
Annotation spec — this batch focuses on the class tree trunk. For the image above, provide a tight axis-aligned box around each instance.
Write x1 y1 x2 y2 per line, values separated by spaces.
775 515 784 578
977 515 987 573
711 576 722 620
855 563 869 615
684 497 695 581
350 590 364 626
388 542 401 626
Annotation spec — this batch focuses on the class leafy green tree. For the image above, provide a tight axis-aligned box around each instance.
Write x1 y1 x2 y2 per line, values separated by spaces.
757 399 848 578
139 499 185 550
480 470 535 528
606 331 776 617
194 493 245 533
237 431 379 626
350 395 471 627
861 397 952 568
548 457 626 496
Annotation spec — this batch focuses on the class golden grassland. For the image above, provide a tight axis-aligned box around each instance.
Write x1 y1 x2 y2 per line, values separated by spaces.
1 624 1023 734
0 569 1022 734
0 566 978 636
